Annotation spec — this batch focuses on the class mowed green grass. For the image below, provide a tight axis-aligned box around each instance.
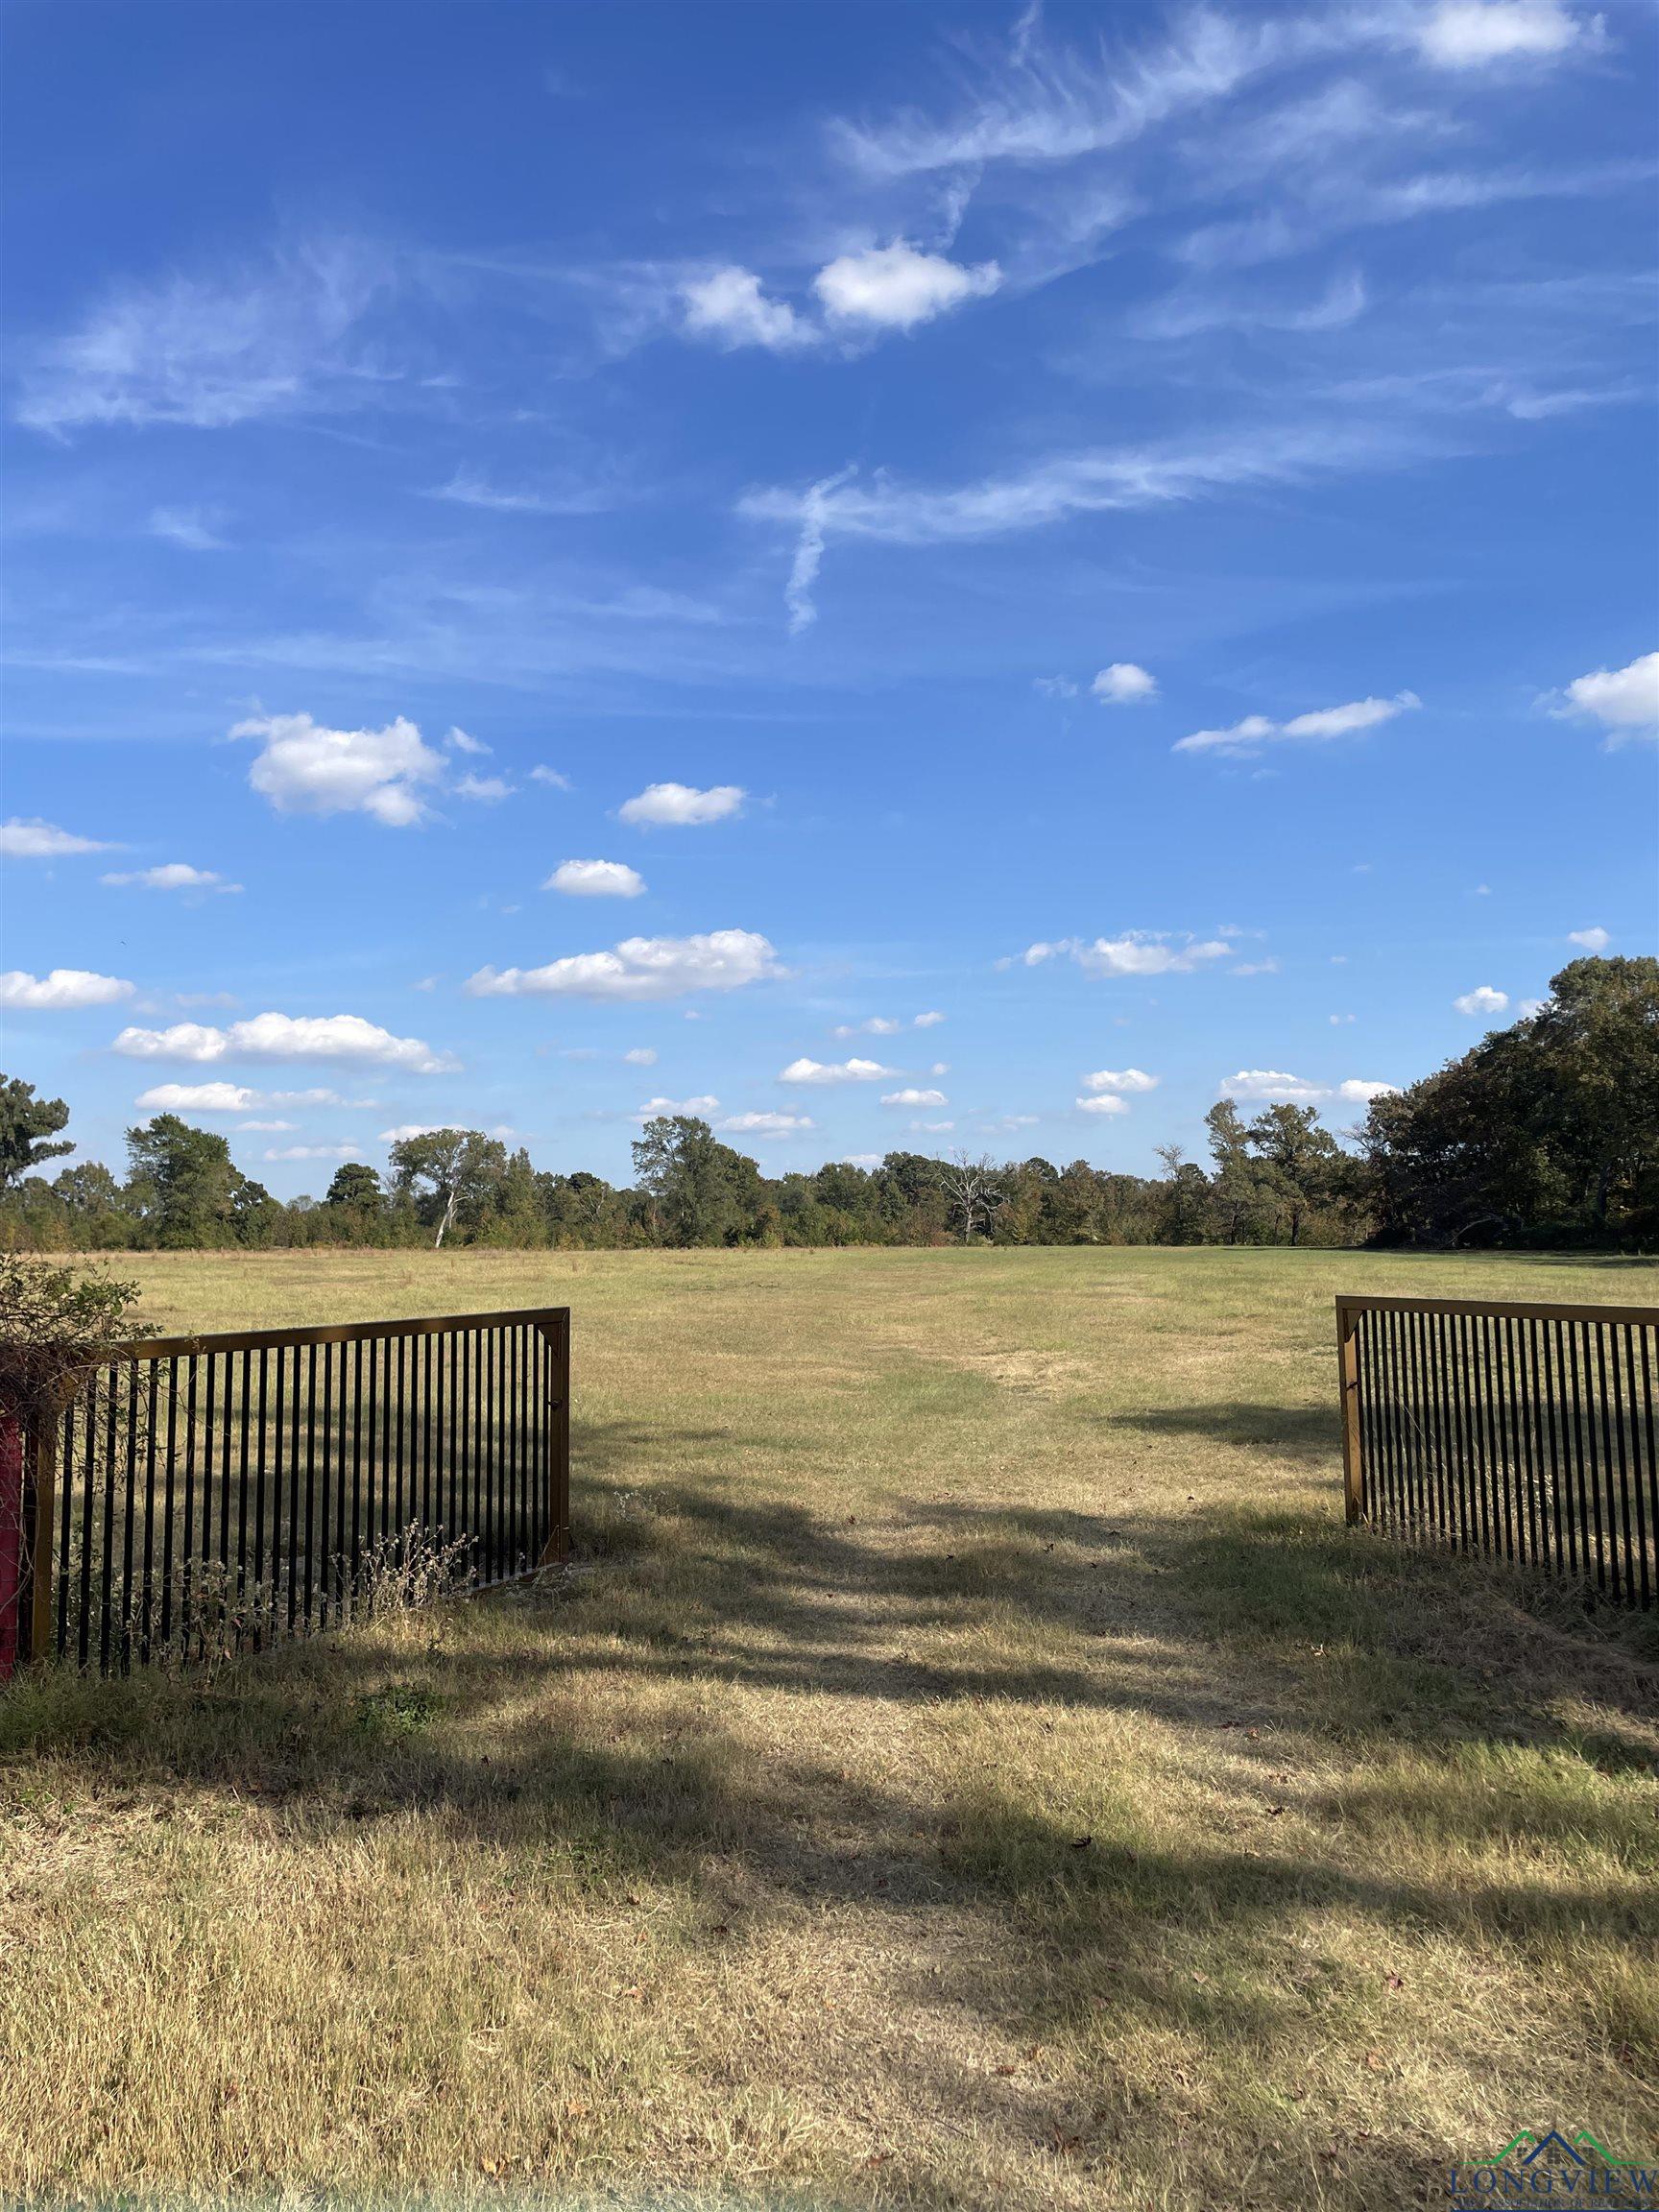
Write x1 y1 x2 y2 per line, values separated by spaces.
2 1245 1656 2212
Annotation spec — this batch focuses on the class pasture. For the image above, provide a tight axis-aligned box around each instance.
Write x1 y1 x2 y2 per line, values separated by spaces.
2 1245 1656 2211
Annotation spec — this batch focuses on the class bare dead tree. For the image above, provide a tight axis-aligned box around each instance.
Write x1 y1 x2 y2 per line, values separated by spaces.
938 1152 1004 1244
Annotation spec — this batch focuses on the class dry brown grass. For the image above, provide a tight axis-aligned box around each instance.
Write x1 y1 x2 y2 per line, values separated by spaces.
1 1245 1656 2210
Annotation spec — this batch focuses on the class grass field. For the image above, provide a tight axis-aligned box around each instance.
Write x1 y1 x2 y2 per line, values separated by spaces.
2 1245 1656 2211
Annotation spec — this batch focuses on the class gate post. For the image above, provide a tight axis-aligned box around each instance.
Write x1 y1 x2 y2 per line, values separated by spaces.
1336 1298 1364 1526
537 1311 570 1565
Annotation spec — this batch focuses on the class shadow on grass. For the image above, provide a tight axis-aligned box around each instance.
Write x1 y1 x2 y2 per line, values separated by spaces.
1104 1400 1339 1463
3 1407 1655 2201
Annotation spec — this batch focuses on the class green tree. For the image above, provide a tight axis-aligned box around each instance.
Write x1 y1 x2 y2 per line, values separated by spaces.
325 1161 385 1214
388 1129 507 1246
0 1075 73 1189
1242 1104 1347 1247
1205 1100 1270 1245
125 1116 249 1248
631 1116 760 1246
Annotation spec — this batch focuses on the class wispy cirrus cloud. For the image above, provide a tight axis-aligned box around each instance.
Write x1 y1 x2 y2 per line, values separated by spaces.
16 236 397 433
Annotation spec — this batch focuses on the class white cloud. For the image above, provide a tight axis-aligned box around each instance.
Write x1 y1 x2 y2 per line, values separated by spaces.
237 1119 296 1133
101 862 240 893
683 266 805 351
813 242 1000 330
1549 651 1659 742
0 968 133 1010
1076 1094 1130 1115
1567 926 1610 952
1221 1070 1328 1103
14 236 391 432
881 1087 948 1107
717 1111 815 1138
832 1017 902 1038
135 1082 257 1112
1417 2 1586 69
913 1010 946 1027
378 1124 447 1144
1337 1079 1400 1103
1175 691 1420 755
1035 676 1078 699
547 859 646 899
1092 662 1158 706
0 818 112 857
617 781 745 827
1082 1067 1158 1094
780 1056 896 1085
623 1046 658 1067
1454 985 1509 1017
637 1094 720 1118
445 727 489 756
148 505 227 551
455 773 514 805
530 765 573 790
231 711 446 827
469 929 781 1003
1015 931 1234 977
264 1143 363 1162
783 465 855 634
113 1011 458 1072
913 1119 955 1133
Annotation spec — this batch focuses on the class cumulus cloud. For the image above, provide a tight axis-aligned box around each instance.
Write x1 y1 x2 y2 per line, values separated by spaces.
1337 1079 1400 1103
134 1082 258 1112
1548 651 1659 742
0 818 112 857
623 1046 658 1066
1082 1067 1159 1094
265 1143 364 1162
717 1111 815 1138
468 929 781 1003
1175 691 1420 755
547 859 646 898
1567 926 1610 952
913 1010 946 1028
617 781 745 827
112 1011 458 1071
1092 662 1158 706
231 711 445 827
0 968 133 1009
832 1017 902 1038
779 1056 896 1085
1454 985 1509 1017
682 266 805 350
812 242 1000 330
637 1094 720 1118
881 1087 948 1107
1221 1070 1328 1103
1076 1094 1130 1115
101 862 240 893
1417 1 1587 68
1014 931 1234 977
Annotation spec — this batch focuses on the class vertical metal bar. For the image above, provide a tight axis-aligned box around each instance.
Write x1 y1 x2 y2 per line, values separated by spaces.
485 1325 498 1581
302 1342 320 1631
1568 1321 1601 1593
1608 1324 1637 1608
116 1361 139 1672
349 1337 364 1622
1637 1327 1656 1611
421 1329 434 1535
287 1341 303 1635
1621 1323 1650 1611
1355 1313 1384 1527
1548 1319 1575 1580
1595 1323 1620 1604
1476 1315 1508 1563
509 1321 522 1570
1407 1307 1438 1547
54 1398 75 1661
97 1369 120 1674
267 1345 284 1647
234 1348 252 1647
252 1349 268 1651
445 1328 458 1556
395 1332 408 1572
75 1377 98 1669
367 1331 382 1597
199 1351 217 1651
1520 1315 1547 1574
1382 1310 1409 1533
179 1359 199 1661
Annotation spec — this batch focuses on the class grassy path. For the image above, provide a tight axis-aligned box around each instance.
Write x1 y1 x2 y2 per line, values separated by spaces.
1 1247 1655 2209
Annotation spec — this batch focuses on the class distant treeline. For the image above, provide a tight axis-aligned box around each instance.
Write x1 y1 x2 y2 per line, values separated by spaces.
2 958 1653 1254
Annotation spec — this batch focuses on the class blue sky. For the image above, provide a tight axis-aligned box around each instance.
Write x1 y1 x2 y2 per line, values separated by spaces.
2 0 1656 1195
